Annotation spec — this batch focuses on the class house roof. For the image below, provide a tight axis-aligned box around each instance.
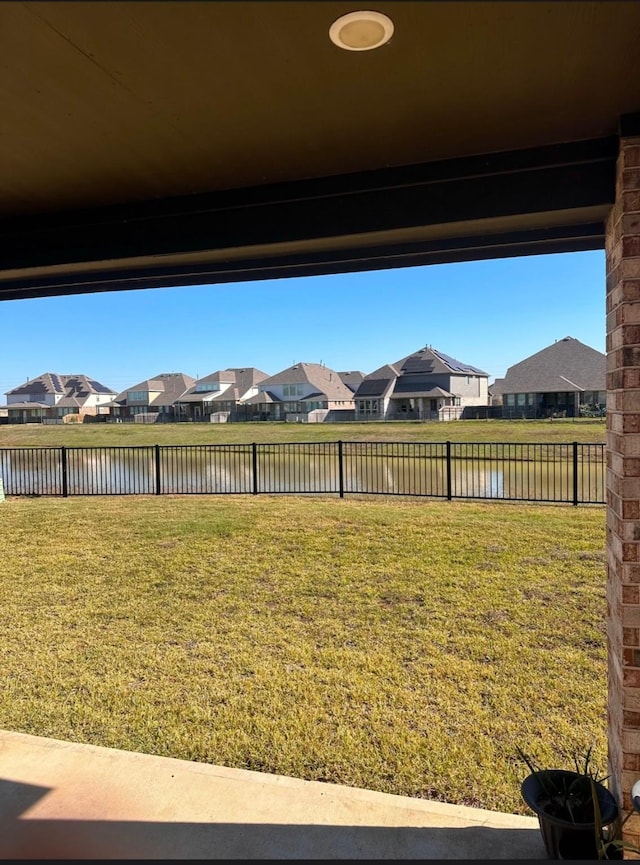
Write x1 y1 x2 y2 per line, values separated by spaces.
113 372 195 406
6 373 116 400
496 336 606 394
258 363 355 402
366 347 487 380
2 2 639 300
5 401 50 410
355 378 393 398
177 368 270 403
243 391 279 406
337 371 366 393
355 347 487 399
390 387 454 400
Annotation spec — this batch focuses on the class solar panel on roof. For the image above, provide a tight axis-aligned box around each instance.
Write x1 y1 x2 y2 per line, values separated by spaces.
432 349 484 374
89 380 114 394
50 374 63 391
401 355 434 373
356 379 388 396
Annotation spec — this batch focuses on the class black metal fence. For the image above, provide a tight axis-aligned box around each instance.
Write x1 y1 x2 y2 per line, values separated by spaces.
0 441 606 505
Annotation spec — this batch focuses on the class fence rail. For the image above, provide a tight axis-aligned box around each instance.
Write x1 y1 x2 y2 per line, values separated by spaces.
0 441 606 505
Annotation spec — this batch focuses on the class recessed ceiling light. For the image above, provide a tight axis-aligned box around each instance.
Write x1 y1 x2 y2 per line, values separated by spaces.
329 10 394 51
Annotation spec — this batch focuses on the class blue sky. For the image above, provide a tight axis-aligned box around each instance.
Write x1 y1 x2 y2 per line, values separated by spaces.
0 250 605 398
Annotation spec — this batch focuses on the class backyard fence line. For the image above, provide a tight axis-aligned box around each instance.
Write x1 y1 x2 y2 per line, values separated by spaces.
0 441 606 506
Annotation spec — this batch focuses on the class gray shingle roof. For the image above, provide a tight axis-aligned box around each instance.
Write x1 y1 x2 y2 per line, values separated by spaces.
354 346 487 400
258 363 355 402
498 337 605 394
177 368 270 404
114 373 195 406
243 391 279 405
6 373 116 399
390 386 453 399
338 371 366 392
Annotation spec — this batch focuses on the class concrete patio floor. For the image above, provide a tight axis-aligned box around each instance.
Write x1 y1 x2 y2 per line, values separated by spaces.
0 729 546 860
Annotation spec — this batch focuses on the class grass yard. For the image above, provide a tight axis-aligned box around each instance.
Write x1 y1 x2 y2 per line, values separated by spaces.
0 493 606 815
0 417 606 448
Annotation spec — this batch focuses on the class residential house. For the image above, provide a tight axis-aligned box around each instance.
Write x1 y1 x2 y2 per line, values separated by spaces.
353 346 489 421
175 367 270 421
4 373 116 423
490 336 606 418
243 362 355 422
109 372 195 422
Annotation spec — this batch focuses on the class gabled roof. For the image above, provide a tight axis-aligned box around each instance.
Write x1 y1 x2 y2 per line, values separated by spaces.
337 371 366 393
177 367 270 404
354 347 487 399
258 363 355 402
211 367 270 401
6 373 116 399
497 337 605 394
366 347 487 380
113 372 195 406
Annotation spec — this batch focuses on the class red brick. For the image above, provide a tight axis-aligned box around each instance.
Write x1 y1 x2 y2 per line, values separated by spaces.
624 586 640 604
623 669 640 687
623 500 640 518
624 754 640 772
625 147 640 168
624 168 640 192
624 191 640 213
625 628 640 647
623 236 640 256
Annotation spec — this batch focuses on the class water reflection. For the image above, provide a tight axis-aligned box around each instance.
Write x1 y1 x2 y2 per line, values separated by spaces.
0 444 605 504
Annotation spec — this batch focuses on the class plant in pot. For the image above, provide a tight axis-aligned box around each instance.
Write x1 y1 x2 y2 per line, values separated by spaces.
517 747 621 860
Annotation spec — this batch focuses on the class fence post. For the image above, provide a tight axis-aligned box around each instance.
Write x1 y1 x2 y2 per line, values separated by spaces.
446 441 452 500
155 444 162 495
252 443 258 495
573 441 579 506
61 446 68 498
338 440 344 498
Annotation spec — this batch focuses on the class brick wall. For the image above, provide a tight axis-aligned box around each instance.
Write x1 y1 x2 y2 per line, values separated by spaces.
606 132 640 851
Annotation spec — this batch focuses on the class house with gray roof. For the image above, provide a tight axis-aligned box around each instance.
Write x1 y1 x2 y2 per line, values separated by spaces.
353 346 489 421
175 367 270 421
337 371 366 393
490 336 606 418
4 373 116 423
243 362 355 422
109 372 195 422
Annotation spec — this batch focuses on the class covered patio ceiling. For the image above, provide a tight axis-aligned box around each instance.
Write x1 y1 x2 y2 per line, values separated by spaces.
1 0 640 300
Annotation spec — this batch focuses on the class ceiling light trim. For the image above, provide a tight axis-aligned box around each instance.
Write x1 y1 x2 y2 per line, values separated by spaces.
329 11 394 52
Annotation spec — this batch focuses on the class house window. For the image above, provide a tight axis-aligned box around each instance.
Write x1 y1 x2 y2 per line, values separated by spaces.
128 390 147 402
195 382 220 392
283 384 304 397
506 394 515 407
517 394 526 406
358 400 378 415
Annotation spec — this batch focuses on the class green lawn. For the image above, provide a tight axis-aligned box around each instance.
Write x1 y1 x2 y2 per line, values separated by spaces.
0 493 606 815
0 417 607 447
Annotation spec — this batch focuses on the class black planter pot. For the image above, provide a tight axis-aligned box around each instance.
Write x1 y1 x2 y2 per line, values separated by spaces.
521 770 619 860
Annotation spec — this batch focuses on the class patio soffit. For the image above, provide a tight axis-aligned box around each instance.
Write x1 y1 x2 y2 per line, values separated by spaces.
1 1 640 301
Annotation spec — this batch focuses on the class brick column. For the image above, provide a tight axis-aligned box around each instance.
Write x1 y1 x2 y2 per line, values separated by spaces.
606 115 640 850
